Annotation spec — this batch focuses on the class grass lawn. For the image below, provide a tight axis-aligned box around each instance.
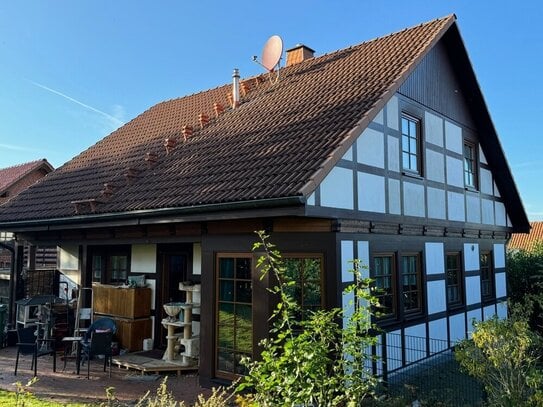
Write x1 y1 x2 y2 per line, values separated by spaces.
0 389 90 406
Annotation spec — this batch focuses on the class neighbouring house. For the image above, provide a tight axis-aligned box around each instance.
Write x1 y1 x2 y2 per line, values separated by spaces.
509 221 543 252
0 15 529 385
0 159 55 306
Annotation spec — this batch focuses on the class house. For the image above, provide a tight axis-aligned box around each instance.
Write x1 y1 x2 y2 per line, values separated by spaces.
509 221 543 252
0 15 529 384
0 159 55 305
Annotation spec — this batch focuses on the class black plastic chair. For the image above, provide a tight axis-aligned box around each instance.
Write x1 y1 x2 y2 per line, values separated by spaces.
80 317 117 378
15 326 57 376
82 331 114 378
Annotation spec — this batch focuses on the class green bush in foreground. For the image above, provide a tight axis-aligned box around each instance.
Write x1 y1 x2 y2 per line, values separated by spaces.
237 231 380 406
455 311 543 406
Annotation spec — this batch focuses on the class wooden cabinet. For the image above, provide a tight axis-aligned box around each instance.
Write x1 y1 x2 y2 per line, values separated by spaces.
93 284 151 318
92 284 152 351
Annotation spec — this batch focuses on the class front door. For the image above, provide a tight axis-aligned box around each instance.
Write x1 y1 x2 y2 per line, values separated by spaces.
157 247 190 348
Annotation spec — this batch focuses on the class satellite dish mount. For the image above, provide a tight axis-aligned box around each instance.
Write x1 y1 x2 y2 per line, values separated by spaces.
253 35 283 84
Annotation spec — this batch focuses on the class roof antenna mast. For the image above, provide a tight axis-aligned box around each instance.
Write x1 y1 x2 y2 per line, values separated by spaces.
252 35 283 84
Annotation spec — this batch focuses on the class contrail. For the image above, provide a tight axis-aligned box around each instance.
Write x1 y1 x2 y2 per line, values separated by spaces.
30 80 124 126
0 143 37 152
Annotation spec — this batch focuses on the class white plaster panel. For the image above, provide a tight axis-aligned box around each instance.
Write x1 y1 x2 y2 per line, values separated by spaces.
386 96 399 130
59 245 79 270
192 243 202 275
342 291 354 327
481 199 495 225
342 146 353 161
426 149 445 183
497 301 508 319
429 319 448 353
465 276 482 305
131 244 157 274
449 312 466 344
484 305 496 320
357 128 384 168
507 215 512 227
427 187 446 220
405 324 427 363
446 156 464 188
373 108 384 125
427 280 446 314
149 316 155 340
358 172 386 213
424 111 444 147
493 244 506 269
447 191 465 222
495 272 507 298
463 243 480 271
341 241 354 283
494 181 501 198
403 181 425 217
445 120 462 154
387 135 399 172
388 178 401 215
307 192 315 206
467 308 482 334
479 145 488 164
320 167 354 209
146 278 156 311
466 194 481 224
495 202 506 226
480 168 493 195
425 242 445 275
387 330 402 371
357 241 370 279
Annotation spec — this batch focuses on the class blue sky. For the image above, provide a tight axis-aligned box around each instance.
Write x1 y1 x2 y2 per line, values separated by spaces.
0 1 541 220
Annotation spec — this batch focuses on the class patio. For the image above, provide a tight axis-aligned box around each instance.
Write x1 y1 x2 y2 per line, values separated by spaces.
0 345 212 405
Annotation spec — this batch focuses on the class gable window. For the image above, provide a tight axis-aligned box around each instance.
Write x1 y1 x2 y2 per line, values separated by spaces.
480 251 494 301
446 252 464 308
401 114 421 175
464 141 478 188
372 254 396 318
284 256 323 319
89 245 130 284
401 253 422 314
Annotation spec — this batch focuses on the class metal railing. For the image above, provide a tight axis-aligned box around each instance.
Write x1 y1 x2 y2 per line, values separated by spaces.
371 332 484 406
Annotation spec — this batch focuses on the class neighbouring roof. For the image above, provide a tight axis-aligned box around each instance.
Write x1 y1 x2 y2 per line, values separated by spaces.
0 159 53 195
509 222 543 251
0 15 530 232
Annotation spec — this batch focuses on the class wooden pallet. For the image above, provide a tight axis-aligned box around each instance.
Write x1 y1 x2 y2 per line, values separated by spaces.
112 352 198 375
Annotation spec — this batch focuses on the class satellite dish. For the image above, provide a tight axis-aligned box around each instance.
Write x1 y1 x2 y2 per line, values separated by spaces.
261 35 283 72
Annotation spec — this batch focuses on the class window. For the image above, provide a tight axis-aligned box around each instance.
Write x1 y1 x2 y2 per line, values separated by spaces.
284 256 323 319
401 114 421 174
401 253 422 313
464 141 478 188
216 255 252 378
372 254 396 318
480 251 494 301
446 253 463 308
89 246 130 284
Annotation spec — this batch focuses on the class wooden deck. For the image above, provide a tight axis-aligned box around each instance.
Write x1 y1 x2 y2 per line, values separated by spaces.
112 351 198 375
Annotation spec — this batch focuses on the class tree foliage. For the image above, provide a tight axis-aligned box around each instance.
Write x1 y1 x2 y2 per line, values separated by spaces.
237 231 380 406
455 310 543 406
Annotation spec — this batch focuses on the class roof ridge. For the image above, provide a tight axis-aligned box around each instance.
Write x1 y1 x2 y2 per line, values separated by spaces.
0 158 48 172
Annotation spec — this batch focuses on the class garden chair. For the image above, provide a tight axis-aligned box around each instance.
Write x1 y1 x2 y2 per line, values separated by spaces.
15 325 57 376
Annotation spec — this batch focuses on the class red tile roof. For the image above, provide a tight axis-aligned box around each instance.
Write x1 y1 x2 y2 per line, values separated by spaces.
0 159 53 194
1 15 515 228
509 222 543 251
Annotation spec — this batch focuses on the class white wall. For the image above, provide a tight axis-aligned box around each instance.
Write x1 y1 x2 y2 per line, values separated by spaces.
320 167 353 209
449 312 466 344
131 244 157 273
59 244 80 286
357 128 384 168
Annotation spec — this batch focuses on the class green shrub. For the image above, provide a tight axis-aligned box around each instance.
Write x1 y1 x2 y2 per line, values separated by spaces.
455 313 543 406
237 231 380 406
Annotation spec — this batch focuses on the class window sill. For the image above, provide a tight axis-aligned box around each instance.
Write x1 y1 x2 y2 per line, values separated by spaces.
465 186 479 193
402 171 423 181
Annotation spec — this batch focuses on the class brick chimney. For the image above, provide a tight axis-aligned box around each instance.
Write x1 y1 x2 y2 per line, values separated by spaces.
286 44 315 67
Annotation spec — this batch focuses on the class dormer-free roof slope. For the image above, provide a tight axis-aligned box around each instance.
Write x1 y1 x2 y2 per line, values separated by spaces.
509 222 542 251
0 15 529 232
